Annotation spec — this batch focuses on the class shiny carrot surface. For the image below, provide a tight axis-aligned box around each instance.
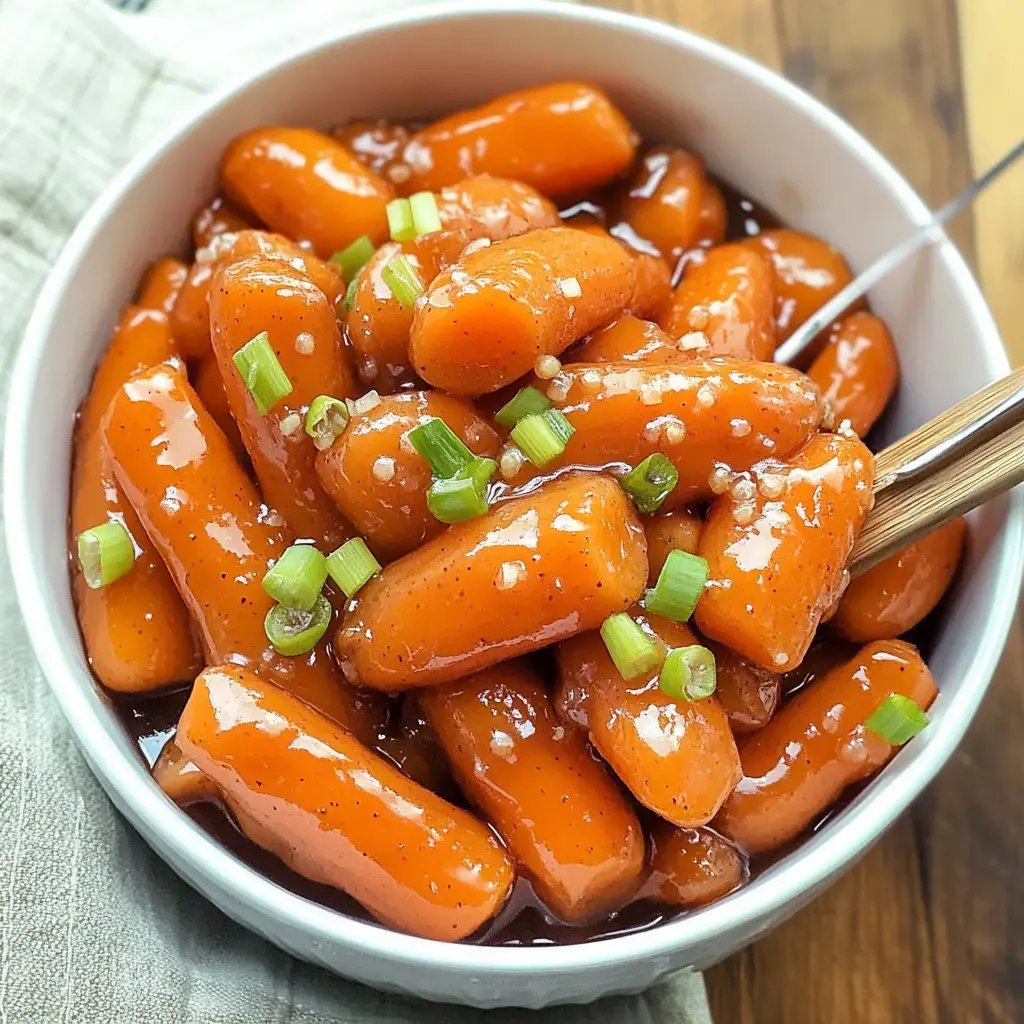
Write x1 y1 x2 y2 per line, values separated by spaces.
436 175 560 240
807 311 900 436
644 824 745 907
715 640 937 854
556 609 741 828
696 432 874 672
315 390 500 562
745 228 854 341
102 362 374 736
152 738 217 806
191 195 251 250
568 315 687 367
422 661 645 922
506 359 824 505
628 251 673 320
71 309 201 692
209 255 356 550
708 642 781 734
135 257 189 315
833 518 966 642
411 226 633 394
220 126 393 257
191 355 247 463
335 472 648 690
401 82 637 196
660 244 776 361
177 665 515 941
643 510 703 584
332 118 412 184
694 182 728 249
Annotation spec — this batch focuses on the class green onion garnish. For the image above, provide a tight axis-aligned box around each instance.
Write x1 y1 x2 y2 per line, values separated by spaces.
264 594 332 656
232 331 293 415
305 395 350 451
600 612 665 681
408 417 474 479
409 191 443 236
865 693 930 745
495 386 552 428
643 549 709 623
427 457 496 524
326 537 381 599
620 453 679 514
386 198 416 242
510 408 575 467
343 274 360 311
380 253 424 308
659 645 717 701
77 521 136 589
330 235 375 283
262 544 328 612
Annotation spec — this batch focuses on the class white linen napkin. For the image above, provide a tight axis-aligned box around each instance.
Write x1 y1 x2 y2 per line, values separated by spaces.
0 0 714 1019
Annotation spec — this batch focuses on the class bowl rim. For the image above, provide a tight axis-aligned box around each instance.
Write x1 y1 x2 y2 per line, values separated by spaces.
5 0 1022 978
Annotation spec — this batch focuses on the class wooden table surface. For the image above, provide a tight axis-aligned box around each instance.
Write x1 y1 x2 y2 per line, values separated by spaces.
592 1 1024 1021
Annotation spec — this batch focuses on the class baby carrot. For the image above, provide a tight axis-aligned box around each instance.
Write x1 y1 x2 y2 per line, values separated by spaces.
135 256 188 315
643 510 703 584
332 118 412 184
151 739 217 806
335 473 648 690
707 642 781 734
696 432 874 671
643 824 745 907
422 661 645 922
436 174 560 240
191 355 247 464
715 639 937 854
177 665 515 941
191 195 251 250
568 315 688 366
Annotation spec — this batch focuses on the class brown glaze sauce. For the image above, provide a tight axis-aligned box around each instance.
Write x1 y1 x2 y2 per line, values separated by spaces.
104 164 936 947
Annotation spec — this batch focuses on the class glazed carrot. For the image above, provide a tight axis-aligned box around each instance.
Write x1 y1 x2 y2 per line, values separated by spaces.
643 824 745 907
401 82 637 196
696 433 874 672
644 511 703 584
136 257 188 315
172 230 345 362
422 661 645 922
373 695 455 796
191 195 251 250
411 227 634 394
506 359 824 506
436 175 560 240
660 244 776 361
708 642 781 734
71 308 201 693
556 610 741 827
315 391 500 562
209 255 357 550
715 639 937 854
332 118 413 185
694 181 727 249
103 361 375 737
220 126 393 257
628 252 673 320
152 739 217 806
335 473 648 690
177 665 515 941
745 228 854 341
807 312 900 436
191 355 247 463
568 315 687 366
617 148 706 260
833 518 966 643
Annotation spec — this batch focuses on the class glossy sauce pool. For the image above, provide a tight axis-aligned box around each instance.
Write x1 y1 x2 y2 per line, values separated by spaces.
99 172 945 946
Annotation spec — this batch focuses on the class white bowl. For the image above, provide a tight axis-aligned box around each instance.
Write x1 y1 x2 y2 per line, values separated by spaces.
5 0 1021 1009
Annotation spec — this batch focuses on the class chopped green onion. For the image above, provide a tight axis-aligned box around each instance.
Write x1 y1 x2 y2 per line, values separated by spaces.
232 331 292 415
620 453 679 514
77 521 136 589
644 549 709 623
386 198 416 242
600 612 665 681
865 693 930 745
264 594 332 656
343 274 360 311
330 235 375 283
427 457 496 524
495 386 552 428
409 191 443 236
305 395 350 451
326 537 381 599
408 417 474 479
659 645 717 701
262 544 328 612
510 408 575 467
380 253 424 308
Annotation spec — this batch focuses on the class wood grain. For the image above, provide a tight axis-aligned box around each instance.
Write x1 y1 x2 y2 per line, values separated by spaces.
591 0 1024 1021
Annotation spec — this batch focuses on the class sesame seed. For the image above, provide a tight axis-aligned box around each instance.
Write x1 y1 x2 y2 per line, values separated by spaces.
535 354 562 379
372 456 396 482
